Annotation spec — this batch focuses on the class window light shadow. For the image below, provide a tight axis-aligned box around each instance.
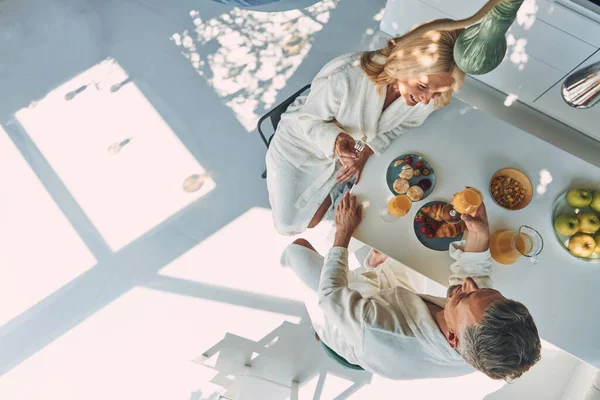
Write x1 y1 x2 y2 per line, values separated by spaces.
142 275 306 318
506 33 529 71
0 284 306 399
15 58 216 252
158 207 311 303
0 142 266 382
504 93 519 107
536 168 553 196
171 1 339 131
517 0 538 31
0 126 97 328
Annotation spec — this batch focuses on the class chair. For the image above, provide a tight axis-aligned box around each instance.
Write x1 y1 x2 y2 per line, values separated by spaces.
256 84 311 178
321 342 365 371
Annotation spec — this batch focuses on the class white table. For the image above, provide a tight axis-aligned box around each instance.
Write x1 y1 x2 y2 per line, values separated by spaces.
351 99 600 369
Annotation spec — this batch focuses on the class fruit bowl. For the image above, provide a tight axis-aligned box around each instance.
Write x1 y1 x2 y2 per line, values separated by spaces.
552 190 600 263
489 168 533 210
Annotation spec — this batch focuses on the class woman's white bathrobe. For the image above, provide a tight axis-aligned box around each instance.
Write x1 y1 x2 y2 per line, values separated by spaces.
281 241 493 379
266 53 435 235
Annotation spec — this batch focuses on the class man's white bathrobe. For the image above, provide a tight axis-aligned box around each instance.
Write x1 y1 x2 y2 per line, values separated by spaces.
266 52 435 235
281 241 493 380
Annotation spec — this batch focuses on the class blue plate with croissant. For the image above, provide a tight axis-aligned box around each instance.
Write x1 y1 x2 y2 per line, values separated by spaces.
414 201 466 251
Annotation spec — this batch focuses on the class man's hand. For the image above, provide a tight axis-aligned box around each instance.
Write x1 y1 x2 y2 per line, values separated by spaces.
336 145 373 184
333 193 362 248
461 202 490 252
461 202 489 235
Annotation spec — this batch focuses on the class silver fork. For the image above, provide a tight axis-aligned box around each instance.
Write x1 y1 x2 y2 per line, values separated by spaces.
354 135 367 153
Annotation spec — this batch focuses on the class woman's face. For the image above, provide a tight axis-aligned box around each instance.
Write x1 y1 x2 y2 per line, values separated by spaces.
396 72 455 106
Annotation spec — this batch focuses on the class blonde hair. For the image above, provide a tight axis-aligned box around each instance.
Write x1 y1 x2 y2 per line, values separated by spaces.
361 29 465 107
360 0 510 107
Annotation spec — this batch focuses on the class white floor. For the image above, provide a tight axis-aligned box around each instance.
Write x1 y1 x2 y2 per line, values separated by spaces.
0 0 597 399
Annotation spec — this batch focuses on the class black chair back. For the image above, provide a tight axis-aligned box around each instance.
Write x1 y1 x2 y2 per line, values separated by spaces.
257 84 311 148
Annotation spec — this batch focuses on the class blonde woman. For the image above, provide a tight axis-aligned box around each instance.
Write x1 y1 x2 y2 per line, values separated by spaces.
266 30 465 235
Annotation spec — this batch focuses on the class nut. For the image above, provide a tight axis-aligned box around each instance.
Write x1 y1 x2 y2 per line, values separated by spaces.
491 175 527 209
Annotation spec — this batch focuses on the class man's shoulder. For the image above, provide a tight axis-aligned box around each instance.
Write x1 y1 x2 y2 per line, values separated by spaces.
360 289 468 375
361 287 429 335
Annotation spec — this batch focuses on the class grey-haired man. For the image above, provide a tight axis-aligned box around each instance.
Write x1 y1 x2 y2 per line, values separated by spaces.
282 192 541 380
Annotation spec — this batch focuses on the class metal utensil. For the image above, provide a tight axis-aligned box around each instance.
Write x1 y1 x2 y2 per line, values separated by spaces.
561 61 600 109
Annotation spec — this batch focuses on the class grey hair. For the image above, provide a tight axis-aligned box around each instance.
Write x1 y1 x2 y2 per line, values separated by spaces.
458 299 541 382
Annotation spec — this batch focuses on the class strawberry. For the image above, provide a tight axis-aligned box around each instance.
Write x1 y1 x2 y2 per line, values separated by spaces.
415 160 424 168
415 216 426 223
419 226 428 234
427 232 434 239
404 156 413 165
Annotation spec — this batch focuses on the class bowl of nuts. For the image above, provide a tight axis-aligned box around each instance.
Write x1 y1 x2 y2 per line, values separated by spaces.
489 168 533 210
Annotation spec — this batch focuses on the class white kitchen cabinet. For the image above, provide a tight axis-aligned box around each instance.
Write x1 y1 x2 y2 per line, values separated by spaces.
534 50 600 142
473 57 564 103
541 0 600 47
504 16 595 73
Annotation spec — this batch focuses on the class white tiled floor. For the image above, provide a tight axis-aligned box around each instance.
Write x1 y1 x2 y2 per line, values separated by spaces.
0 0 596 399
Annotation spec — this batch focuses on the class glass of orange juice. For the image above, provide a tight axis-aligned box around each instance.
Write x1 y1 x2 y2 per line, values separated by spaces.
381 195 412 222
442 187 483 224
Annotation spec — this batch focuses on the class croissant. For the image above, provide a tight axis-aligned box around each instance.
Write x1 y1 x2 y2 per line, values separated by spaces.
421 204 444 221
435 221 467 238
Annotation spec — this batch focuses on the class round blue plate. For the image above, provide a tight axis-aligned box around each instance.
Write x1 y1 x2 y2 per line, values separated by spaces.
414 201 464 251
386 154 435 201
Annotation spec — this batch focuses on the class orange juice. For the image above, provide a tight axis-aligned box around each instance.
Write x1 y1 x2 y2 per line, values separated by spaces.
453 188 483 215
490 229 532 265
388 195 412 217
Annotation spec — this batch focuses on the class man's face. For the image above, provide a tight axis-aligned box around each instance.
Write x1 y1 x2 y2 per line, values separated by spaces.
443 277 506 348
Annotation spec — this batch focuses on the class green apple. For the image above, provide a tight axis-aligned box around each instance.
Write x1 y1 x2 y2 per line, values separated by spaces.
591 191 600 213
595 235 600 255
577 212 600 234
566 188 593 209
568 234 596 258
554 214 580 236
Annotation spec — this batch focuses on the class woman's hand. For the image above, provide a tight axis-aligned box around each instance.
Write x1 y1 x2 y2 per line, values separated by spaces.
335 133 357 168
334 193 362 248
336 145 373 184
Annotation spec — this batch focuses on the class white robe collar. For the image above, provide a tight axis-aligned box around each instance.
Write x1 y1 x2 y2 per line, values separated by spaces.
359 73 421 137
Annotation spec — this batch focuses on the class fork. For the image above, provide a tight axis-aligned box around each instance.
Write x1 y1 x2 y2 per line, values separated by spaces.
354 135 368 153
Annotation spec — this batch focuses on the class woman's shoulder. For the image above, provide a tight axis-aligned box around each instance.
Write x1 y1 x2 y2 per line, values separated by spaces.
313 52 365 82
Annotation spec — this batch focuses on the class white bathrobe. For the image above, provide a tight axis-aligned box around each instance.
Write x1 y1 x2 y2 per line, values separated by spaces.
266 52 434 235
281 241 493 380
